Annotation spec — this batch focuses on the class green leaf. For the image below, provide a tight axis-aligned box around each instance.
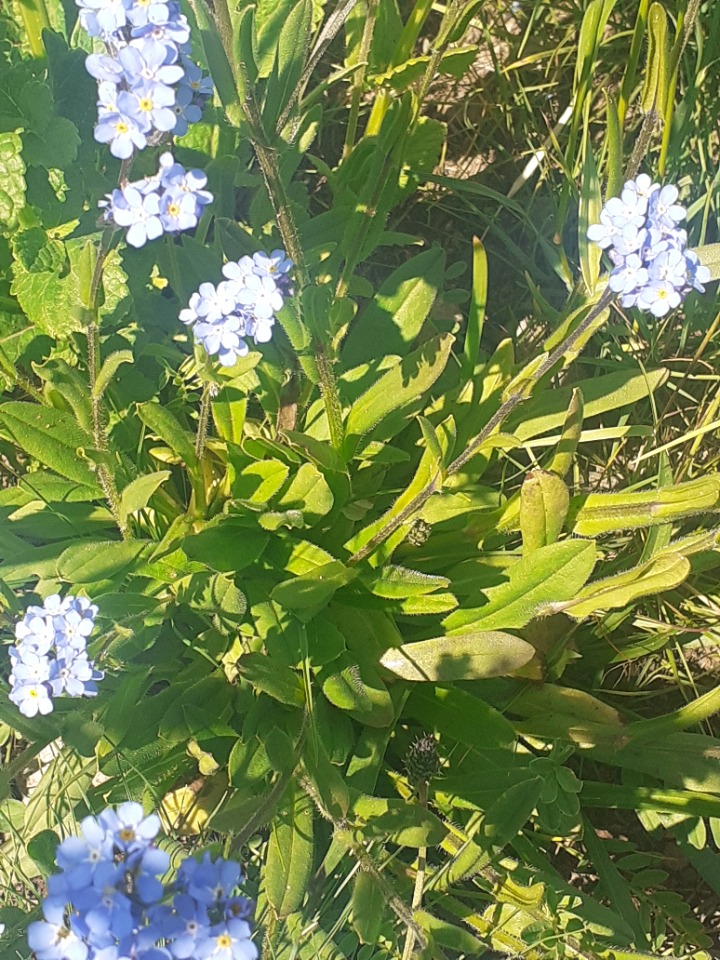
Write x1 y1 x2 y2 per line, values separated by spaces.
27 829 59 877
93 349 133 400
237 652 305 706
118 471 171 525
508 368 668 441
0 133 25 235
303 736 349 819
0 59 80 168
0 402 101 490
265 780 314 917
320 654 394 727
137 402 198 468
11 237 127 338
463 235 487 375
56 539 149 583
232 459 289 503
263 0 312 128
182 525 268 573
558 553 691 619
277 462 333 521
363 564 450 598
444 539 596 632
362 801 447 847
476 777 543 861
569 476 720 535
406 685 516 748
351 870 387 944
519 469 570 554
272 561 356 614
379 631 534 681
343 248 446 364
371 46 477 90
344 333 454 456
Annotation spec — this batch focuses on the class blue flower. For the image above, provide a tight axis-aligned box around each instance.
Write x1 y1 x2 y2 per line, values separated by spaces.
95 112 147 159
6 594 102 717
26 805 257 960
99 801 162 856
9 680 54 717
27 900 89 960
117 40 185 88
181 251 293 365
105 185 164 247
195 920 257 960
117 83 177 134
588 175 712 316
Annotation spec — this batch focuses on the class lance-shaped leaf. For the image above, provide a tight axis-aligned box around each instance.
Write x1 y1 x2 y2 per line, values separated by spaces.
56 539 150 583
519 469 569 554
444 539 596 633
556 553 691 620
569 476 720 536
344 333 454 457
379 631 534 682
265 780 314 917
0 402 101 491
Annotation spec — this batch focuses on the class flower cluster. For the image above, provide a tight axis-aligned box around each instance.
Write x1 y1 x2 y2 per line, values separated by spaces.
100 151 213 247
7 595 102 718
77 0 212 158
587 174 710 318
28 803 257 960
180 250 294 366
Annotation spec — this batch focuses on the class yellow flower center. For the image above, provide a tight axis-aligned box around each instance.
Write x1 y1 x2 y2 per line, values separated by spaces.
139 98 153 112
216 934 232 949
116 121 128 134
657 288 668 299
119 827 136 842
167 203 180 217
28 688 38 698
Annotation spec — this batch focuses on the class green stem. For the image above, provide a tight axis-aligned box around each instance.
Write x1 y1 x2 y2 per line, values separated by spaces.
194 381 213 458
401 779 428 960
348 289 614 563
17 0 50 57
87 228 128 540
342 0 378 159
627 682 720 741
231 54 346 450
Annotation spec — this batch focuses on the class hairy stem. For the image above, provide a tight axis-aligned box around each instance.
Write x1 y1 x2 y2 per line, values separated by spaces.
349 289 614 563
343 0 378 158
401 780 428 960
194 381 214 459
87 225 128 539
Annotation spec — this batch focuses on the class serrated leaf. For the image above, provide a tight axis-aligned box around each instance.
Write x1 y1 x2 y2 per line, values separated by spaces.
0 133 26 235
10 237 127 338
379 631 534 681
